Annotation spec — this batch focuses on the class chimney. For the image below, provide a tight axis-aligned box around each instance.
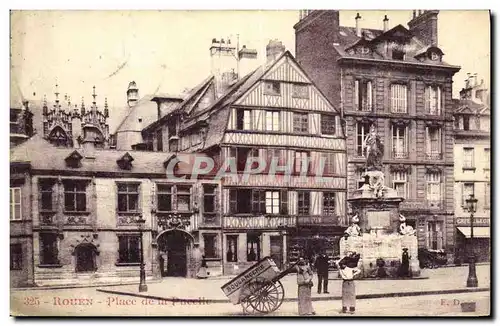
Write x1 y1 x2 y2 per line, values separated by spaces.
355 13 362 37
473 73 478 86
383 15 389 32
238 45 258 78
127 81 139 108
266 39 286 63
210 37 237 97
408 10 439 46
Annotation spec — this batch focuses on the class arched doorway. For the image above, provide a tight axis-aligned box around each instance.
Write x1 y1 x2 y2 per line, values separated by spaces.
75 243 98 272
157 229 193 277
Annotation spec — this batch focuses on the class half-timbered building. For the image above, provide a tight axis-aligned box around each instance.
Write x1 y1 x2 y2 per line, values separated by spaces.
142 40 347 275
295 10 461 262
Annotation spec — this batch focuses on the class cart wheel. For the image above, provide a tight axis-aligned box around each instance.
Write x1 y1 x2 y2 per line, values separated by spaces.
245 277 285 314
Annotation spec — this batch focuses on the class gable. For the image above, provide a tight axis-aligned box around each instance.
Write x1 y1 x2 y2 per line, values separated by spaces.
261 56 309 83
235 80 334 113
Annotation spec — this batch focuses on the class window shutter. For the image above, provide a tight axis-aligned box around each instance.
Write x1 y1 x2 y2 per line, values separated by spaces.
280 189 288 215
437 86 442 115
367 81 373 109
354 80 359 109
424 86 430 113
229 189 237 214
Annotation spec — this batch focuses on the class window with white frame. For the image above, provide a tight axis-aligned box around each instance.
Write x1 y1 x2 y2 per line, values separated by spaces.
462 183 474 208
265 191 280 214
355 80 373 111
265 111 280 131
292 84 309 99
426 171 441 202
392 124 408 158
293 112 308 133
426 126 441 158
391 84 408 113
10 187 21 221
392 171 408 198
236 109 252 130
425 85 441 115
322 152 336 175
463 148 474 169
356 122 371 157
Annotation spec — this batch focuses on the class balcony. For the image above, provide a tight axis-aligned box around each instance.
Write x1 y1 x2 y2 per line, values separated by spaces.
393 151 409 159
297 215 339 226
425 151 442 160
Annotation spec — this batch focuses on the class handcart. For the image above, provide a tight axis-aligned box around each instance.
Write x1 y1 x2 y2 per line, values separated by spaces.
221 256 297 315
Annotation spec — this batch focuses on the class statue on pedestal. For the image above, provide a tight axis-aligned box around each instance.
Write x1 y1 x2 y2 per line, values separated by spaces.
364 125 384 172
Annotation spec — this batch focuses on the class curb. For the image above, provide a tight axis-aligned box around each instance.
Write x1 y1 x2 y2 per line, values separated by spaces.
96 287 490 304
11 279 162 292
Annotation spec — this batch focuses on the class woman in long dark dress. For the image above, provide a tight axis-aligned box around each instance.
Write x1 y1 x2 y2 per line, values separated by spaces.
296 257 315 316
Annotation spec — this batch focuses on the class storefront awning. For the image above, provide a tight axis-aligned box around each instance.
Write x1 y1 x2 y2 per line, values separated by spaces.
457 227 490 238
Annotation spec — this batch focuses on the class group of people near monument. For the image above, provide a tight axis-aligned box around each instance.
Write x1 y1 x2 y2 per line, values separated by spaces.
294 251 361 315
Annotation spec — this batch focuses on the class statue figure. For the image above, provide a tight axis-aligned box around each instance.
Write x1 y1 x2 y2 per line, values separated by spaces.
398 214 416 236
363 125 384 171
344 215 361 238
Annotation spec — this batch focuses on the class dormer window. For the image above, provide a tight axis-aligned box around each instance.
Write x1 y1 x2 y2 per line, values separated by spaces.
117 152 134 170
431 52 440 61
392 49 405 60
359 46 370 55
65 150 83 168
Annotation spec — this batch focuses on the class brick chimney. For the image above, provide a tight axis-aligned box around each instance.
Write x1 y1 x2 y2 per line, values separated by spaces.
266 39 286 63
407 10 439 46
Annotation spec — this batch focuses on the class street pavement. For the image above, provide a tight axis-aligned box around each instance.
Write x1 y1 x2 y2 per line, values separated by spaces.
10 264 490 317
95 264 490 302
10 288 489 317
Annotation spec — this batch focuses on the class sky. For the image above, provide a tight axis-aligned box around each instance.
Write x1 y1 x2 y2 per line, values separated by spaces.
10 10 490 130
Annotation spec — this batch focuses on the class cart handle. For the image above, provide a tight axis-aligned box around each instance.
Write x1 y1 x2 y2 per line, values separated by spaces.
271 261 299 283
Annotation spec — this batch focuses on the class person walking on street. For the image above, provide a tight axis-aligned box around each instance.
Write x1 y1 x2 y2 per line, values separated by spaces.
296 257 316 316
338 259 361 314
314 251 329 294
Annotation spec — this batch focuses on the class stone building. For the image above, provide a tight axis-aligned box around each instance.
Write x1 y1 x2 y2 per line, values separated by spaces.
453 74 490 262
141 39 346 274
294 10 461 261
10 132 220 286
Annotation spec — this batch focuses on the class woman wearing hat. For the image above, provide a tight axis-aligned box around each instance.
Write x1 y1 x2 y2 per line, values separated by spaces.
295 256 315 316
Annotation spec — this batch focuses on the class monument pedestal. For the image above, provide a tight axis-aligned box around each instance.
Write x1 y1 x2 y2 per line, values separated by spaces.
342 171 420 278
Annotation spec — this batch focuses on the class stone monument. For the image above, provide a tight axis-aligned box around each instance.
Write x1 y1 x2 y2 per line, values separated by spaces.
340 125 420 278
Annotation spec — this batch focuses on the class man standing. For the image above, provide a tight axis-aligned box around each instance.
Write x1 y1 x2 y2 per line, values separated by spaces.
314 251 330 294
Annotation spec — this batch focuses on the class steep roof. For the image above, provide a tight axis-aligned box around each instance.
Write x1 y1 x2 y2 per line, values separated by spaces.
334 25 459 69
10 134 183 176
181 51 339 150
142 76 215 134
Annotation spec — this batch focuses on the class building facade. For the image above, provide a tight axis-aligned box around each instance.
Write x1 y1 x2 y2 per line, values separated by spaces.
294 10 461 261
453 74 490 263
11 134 221 286
141 41 347 275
